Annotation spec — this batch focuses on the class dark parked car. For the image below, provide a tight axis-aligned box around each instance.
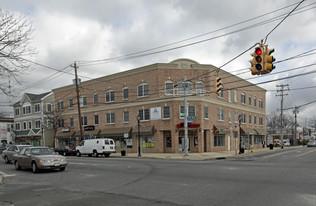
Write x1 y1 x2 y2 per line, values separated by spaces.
13 147 67 173
2 145 32 164
55 145 76 156
307 140 316 147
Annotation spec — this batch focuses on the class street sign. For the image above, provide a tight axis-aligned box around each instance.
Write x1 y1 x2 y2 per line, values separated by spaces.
187 120 193 123
187 116 196 119
180 113 186 117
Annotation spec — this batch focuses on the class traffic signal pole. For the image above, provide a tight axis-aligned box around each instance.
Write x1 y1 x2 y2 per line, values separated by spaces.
184 76 189 156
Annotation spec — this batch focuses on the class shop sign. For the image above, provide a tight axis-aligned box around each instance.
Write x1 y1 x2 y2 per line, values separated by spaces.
176 123 200 128
84 125 95 131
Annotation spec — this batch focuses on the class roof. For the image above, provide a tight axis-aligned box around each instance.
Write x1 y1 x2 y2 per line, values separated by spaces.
14 92 51 106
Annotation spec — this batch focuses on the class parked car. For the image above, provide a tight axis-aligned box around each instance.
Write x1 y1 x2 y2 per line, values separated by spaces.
2 145 32 164
307 140 316 147
76 138 115 157
0 144 12 154
13 147 67 173
55 145 76 156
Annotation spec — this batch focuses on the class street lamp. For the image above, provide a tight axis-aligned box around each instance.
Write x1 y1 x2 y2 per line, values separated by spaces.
238 114 243 154
137 114 141 157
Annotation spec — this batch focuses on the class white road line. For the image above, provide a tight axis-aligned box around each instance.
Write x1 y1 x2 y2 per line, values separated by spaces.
0 171 16 177
262 150 294 159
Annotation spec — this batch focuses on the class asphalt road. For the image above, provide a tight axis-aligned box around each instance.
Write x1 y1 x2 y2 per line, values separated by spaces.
0 147 316 206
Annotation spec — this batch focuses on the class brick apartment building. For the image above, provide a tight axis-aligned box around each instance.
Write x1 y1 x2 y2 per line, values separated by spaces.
53 58 266 153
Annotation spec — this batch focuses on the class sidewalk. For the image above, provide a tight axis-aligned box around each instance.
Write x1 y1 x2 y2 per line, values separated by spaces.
111 146 297 160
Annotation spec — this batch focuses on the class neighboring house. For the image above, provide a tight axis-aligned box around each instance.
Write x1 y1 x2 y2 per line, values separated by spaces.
53 58 267 153
12 92 55 147
0 117 14 144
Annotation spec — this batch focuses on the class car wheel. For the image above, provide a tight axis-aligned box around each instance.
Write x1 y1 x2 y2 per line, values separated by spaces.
14 161 21 170
104 153 110 157
32 162 39 173
60 167 65 171
92 150 98 158
76 151 81 157
4 156 10 164
63 152 67 156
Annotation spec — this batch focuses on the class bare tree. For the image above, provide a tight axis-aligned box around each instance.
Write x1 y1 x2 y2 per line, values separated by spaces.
267 112 295 132
0 9 36 95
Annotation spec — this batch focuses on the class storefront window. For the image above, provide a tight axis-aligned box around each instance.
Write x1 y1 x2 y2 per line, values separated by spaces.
165 132 172 148
143 136 154 148
214 134 225 146
254 135 264 145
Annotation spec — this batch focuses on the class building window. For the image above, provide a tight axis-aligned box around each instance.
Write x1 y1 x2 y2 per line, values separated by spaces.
228 90 231 102
123 111 129 123
177 81 192 95
214 134 225 147
235 112 238 123
80 96 87 107
123 87 128 100
106 90 115 102
234 90 238 102
69 98 73 109
35 120 41 129
34 104 40 112
94 114 99 125
46 104 52 112
163 106 170 119
165 81 174 95
180 106 195 118
138 109 150 121
23 122 27 130
241 113 246 124
70 118 74 128
217 108 224 121
138 83 149 98
23 105 31 114
259 117 263 126
241 93 246 104
57 101 64 111
254 116 257 125
204 106 209 119
15 123 21 130
28 121 32 129
259 99 263 109
217 89 224 98
229 111 232 123
15 108 20 116
58 119 64 128
249 115 252 124
93 93 98 105
106 113 115 124
249 96 252 106
254 97 257 107
81 116 87 126
196 82 205 96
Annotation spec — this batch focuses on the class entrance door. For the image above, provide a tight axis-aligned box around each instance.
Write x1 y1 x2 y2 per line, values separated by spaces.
228 135 231 151
204 131 207 152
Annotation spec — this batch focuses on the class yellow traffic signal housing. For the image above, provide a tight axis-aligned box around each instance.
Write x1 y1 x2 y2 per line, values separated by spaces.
249 45 264 75
264 47 275 73
215 76 223 95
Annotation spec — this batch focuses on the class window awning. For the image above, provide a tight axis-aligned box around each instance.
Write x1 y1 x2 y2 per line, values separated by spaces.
55 130 77 139
100 127 132 138
254 128 267 135
82 129 101 138
241 128 256 135
14 130 31 137
213 125 231 134
132 125 154 136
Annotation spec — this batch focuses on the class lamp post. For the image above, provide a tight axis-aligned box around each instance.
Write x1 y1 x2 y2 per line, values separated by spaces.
137 114 141 157
238 115 243 154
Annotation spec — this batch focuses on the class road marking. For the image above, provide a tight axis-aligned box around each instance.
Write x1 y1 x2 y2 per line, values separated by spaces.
262 150 293 158
296 149 316 157
0 171 16 177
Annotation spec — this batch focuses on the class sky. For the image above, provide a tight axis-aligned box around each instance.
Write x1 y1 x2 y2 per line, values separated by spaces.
1 0 316 127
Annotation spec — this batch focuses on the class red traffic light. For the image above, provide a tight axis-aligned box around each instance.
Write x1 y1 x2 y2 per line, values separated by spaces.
255 47 262 55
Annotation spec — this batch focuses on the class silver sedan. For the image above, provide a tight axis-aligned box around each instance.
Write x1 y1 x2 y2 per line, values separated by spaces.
13 147 68 173
2 145 32 164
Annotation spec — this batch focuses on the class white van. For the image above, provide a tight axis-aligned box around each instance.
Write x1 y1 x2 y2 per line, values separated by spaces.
76 138 115 157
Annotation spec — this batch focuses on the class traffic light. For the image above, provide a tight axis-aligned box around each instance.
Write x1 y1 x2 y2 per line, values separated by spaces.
249 45 264 75
215 76 223 95
264 46 275 73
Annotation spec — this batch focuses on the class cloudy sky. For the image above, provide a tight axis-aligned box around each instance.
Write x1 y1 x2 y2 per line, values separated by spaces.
1 0 316 126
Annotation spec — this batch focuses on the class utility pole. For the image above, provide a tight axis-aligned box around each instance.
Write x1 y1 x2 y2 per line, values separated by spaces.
184 76 189 156
276 84 289 149
73 62 83 146
293 106 299 146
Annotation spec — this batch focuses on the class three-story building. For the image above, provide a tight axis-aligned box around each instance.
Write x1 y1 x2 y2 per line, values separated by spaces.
53 59 266 153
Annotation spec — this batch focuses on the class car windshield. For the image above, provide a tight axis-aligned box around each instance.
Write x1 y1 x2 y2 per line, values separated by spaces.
31 148 56 155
